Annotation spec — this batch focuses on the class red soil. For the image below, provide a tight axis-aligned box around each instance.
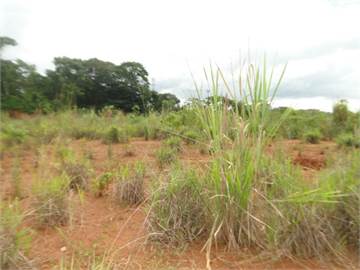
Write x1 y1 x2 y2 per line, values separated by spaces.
0 139 347 269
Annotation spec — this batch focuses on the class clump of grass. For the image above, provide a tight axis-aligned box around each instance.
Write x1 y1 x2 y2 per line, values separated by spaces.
0 126 28 148
32 175 70 227
123 143 135 157
147 166 207 245
318 151 360 252
182 130 199 145
163 136 182 152
336 133 360 148
155 147 177 169
275 202 344 259
103 126 128 144
144 114 162 140
62 162 90 190
304 130 321 144
113 162 145 205
56 144 91 190
0 200 31 269
92 172 113 197
10 155 22 199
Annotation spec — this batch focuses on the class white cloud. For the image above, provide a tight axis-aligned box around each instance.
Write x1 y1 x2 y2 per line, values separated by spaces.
1 0 359 111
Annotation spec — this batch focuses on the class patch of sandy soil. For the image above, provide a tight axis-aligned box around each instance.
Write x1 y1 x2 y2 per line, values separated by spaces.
0 139 352 269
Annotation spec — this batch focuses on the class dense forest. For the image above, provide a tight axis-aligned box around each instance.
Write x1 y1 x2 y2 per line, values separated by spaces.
0 36 179 113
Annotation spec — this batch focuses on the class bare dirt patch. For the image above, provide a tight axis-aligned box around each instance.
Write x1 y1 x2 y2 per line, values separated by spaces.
0 139 347 269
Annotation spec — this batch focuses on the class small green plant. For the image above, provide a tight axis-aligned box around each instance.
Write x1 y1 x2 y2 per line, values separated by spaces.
103 126 128 144
62 162 91 190
123 143 135 157
155 147 177 169
304 130 321 144
336 133 360 148
56 145 76 163
164 136 182 152
92 172 113 197
32 175 70 227
182 130 199 145
0 200 31 269
103 126 120 144
113 163 145 205
10 156 22 199
0 126 28 148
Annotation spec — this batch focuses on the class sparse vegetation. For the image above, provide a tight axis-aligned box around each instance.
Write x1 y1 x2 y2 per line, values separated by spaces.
103 126 128 144
155 146 177 168
163 136 182 153
0 200 31 269
92 172 113 197
32 175 70 227
147 166 207 245
62 162 91 190
112 162 145 205
336 133 360 148
304 130 322 144
0 51 359 269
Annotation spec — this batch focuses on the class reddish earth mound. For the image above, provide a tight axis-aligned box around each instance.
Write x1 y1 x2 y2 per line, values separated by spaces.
293 153 326 170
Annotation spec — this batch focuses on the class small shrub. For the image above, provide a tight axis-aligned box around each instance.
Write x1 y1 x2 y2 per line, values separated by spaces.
0 200 31 269
113 163 145 205
164 136 182 152
56 145 75 163
0 126 28 147
32 176 70 227
198 143 210 155
319 152 360 250
92 172 113 197
155 147 177 168
103 127 128 144
62 162 90 190
70 128 100 140
144 125 160 140
336 133 360 148
123 143 135 157
182 130 199 145
147 167 207 245
304 130 321 144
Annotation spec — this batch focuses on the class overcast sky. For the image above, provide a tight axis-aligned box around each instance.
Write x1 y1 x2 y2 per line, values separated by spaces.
1 0 359 112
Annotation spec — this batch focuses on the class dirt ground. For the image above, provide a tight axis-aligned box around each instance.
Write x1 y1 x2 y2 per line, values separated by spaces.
1 139 351 269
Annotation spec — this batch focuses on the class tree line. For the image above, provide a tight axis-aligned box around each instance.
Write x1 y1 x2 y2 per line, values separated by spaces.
0 36 180 114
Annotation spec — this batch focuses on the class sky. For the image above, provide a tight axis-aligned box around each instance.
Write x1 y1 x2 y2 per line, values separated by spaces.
1 0 359 112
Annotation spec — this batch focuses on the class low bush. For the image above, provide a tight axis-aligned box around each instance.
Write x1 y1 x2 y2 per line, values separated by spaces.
0 126 28 148
304 130 321 144
336 133 360 148
103 126 128 144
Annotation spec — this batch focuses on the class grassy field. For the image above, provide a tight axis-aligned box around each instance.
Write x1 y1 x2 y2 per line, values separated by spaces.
1 62 359 270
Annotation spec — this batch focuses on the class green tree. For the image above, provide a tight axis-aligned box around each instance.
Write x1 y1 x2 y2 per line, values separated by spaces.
333 99 349 135
0 36 17 50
